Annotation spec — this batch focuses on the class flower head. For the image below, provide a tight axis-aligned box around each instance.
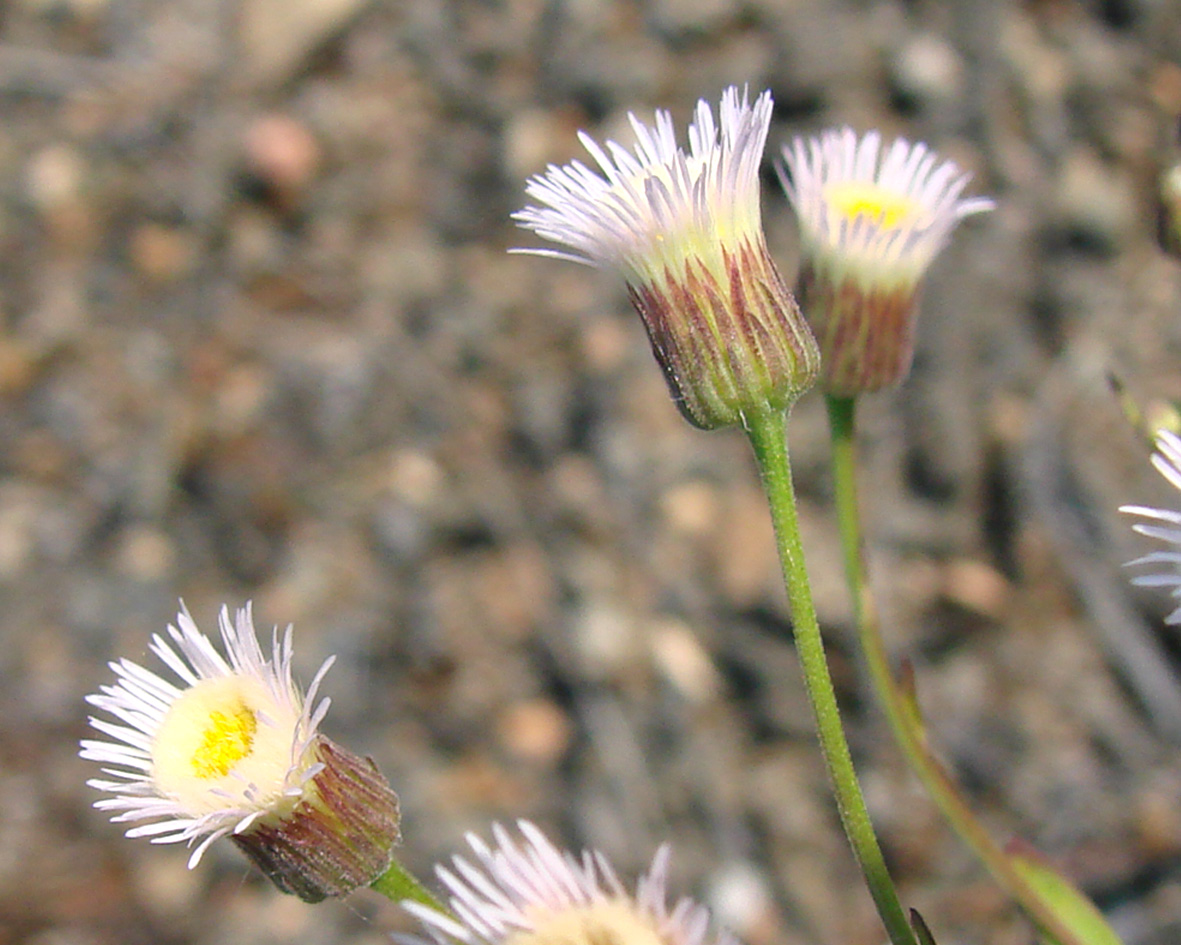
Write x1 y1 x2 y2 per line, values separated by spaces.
81 603 400 901
514 87 818 429
1120 430 1181 624
405 821 732 945
778 127 993 395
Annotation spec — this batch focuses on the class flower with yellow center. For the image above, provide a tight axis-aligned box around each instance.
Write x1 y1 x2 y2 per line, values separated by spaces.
404 821 733 945
81 603 401 901
1121 429 1181 625
778 127 993 395
513 86 818 430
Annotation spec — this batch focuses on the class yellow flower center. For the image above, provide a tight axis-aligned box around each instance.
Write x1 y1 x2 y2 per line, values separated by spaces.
507 902 666 945
825 181 921 229
151 675 304 815
191 706 257 778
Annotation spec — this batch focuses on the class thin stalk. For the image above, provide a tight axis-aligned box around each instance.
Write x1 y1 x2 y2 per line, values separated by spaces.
369 855 449 913
825 393 1084 945
743 406 918 945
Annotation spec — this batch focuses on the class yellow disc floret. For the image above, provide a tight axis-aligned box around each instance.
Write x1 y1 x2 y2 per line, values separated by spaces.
824 180 923 230
151 675 305 815
191 705 257 778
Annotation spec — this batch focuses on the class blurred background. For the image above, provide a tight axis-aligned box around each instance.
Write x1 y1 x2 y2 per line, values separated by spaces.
5 0 1181 943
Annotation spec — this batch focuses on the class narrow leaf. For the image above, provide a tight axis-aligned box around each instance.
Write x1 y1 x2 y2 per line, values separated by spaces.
910 908 939 945
1005 840 1123 945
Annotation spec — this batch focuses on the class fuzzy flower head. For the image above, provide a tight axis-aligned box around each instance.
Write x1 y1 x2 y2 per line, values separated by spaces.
81 604 400 901
1120 430 1181 624
406 821 733 945
779 127 993 395
514 87 818 430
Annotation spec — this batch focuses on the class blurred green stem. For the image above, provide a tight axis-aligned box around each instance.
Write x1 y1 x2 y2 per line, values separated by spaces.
743 406 918 945
369 855 448 913
825 393 1085 945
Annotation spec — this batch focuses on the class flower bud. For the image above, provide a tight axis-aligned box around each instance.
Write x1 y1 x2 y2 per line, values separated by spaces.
514 87 818 429
232 735 401 901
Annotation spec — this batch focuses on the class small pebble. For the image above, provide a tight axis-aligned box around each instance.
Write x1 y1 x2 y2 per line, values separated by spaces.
243 113 321 201
496 698 572 764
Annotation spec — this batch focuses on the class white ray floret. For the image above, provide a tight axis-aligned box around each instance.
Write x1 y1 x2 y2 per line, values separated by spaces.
1121 430 1181 624
779 126 994 278
405 821 733 945
512 86 771 284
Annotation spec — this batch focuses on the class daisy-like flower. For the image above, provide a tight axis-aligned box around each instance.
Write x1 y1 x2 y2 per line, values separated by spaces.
514 86 819 430
1121 430 1181 624
81 603 401 902
778 127 993 396
405 821 733 945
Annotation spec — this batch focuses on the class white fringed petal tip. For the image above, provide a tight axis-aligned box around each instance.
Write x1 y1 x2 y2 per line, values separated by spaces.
512 86 772 284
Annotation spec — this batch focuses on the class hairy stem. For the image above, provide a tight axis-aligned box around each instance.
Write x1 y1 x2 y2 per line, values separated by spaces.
744 405 917 945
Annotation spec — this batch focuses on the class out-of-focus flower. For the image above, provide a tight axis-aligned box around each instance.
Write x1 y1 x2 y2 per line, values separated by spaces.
1121 430 1181 624
1157 160 1181 261
514 86 818 430
778 127 993 395
405 821 733 945
81 603 400 901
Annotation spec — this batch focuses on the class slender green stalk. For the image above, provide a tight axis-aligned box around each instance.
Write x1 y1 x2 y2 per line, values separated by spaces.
369 855 448 913
743 406 918 945
825 393 1085 945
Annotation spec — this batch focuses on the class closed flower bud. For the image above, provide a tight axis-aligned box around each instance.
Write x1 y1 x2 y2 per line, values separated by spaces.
514 87 819 429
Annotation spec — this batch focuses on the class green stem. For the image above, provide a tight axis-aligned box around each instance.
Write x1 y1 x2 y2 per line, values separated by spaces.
826 393 1084 945
369 855 449 913
743 406 918 945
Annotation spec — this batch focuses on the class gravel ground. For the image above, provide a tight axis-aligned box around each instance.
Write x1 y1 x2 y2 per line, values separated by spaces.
5 1 1181 944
